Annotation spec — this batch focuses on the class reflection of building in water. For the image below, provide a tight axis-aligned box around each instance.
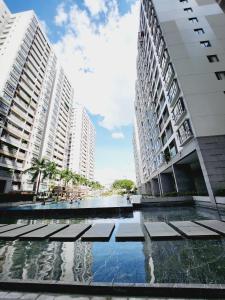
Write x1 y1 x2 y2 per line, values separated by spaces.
0 239 64 280
72 241 92 282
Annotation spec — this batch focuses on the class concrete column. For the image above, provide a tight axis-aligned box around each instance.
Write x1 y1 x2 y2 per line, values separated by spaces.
4 179 12 193
151 178 160 196
160 173 176 195
145 181 152 195
172 164 195 194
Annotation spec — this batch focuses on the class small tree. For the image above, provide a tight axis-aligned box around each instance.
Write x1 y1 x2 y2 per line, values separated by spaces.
112 179 135 193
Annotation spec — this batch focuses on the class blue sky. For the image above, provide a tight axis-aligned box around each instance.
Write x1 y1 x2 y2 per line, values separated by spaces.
5 0 139 184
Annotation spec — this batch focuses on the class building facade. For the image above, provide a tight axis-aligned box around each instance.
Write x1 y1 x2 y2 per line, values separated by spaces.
0 0 57 192
41 67 73 171
68 103 95 181
134 0 225 204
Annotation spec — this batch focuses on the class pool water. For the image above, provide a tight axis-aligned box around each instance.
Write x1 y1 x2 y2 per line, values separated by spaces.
0 205 225 284
8 195 131 210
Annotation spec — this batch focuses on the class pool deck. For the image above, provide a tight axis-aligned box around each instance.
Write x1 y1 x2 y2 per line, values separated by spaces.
1 279 225 299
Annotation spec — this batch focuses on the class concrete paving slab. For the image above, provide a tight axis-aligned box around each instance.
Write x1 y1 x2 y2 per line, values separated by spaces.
49 224 91 241
145 222 181 239
0 224 47 240
81 223 115 241
115 223 145 241
20 224 68 240
0 224 7 227
195 219 225 235
0 224 27 234
169 221 220 238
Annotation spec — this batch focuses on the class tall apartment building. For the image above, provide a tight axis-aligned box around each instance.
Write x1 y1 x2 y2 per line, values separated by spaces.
68 103 95 180
134 0 225 205
41 67 73 171
0 0 57 192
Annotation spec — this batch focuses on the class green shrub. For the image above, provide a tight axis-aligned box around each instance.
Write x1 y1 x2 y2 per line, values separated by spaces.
216 189 225 197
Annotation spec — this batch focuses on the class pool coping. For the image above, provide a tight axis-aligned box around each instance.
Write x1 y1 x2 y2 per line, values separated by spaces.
0 280 225 298
0 206 133 217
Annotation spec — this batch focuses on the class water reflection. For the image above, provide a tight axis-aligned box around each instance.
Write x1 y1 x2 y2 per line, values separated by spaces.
0 206 225 284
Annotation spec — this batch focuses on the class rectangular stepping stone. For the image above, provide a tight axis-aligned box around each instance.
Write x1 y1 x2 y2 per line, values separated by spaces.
145 222 181 239
0 224 27 234
195 220 225 235
169 221 220 238
0 224 7 227
50 224 91 241
81 223 115 241
0 224 47 239
20 224 68 240
115 223 145 241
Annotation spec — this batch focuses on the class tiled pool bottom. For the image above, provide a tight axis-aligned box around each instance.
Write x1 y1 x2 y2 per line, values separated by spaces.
0 206 225 284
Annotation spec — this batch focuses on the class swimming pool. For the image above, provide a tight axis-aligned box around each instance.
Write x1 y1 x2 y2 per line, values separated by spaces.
0 205 225 284
7 195 131 210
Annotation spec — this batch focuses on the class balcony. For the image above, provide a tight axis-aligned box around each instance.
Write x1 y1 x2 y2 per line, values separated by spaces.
172 98 186 125
0 169 12 178
8 114 25 129
178 120 193 146
6 124 22 137
0 157 23 170
168 80 180 106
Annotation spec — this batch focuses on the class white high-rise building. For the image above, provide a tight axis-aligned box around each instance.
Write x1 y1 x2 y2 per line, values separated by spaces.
41 67 73 171
0 0 57 192
134 0 225 205
68 103 95 180
0 0 96 193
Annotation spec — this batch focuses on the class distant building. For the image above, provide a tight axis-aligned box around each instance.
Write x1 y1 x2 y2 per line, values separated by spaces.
134 0 225 204
68 103 95 181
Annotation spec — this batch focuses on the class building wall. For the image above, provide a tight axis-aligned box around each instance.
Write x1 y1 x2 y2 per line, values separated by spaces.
68 103 95 181
0 4 57 192
134 0 225 202
42 67 73 171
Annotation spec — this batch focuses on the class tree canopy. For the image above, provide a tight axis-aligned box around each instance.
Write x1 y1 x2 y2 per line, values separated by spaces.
112 179 135 192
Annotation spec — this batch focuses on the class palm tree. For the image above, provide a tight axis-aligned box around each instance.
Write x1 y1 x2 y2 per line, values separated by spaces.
24 158 47 195
60 169 74 189
43 161 59 192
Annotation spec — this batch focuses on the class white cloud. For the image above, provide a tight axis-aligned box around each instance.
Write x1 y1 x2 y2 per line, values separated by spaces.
53 0 139 130
112 132 124 139
55 3 68 26
84 0 107 16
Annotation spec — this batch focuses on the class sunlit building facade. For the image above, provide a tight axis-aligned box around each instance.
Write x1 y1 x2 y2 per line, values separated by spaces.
134 0 225 204
68 103 95 180
0 0 57 192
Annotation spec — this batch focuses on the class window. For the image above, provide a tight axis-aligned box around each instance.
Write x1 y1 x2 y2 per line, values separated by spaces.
215 71 225 80
194 28 204 35
168 80 180 104
178 120 192 144
207 55 219 63
200 40 211 47
172 98 185 123
165 64 174 88
184 7 193 13
189 17 198 23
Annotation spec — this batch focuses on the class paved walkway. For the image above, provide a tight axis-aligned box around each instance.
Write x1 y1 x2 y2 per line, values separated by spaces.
0 291 207 299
